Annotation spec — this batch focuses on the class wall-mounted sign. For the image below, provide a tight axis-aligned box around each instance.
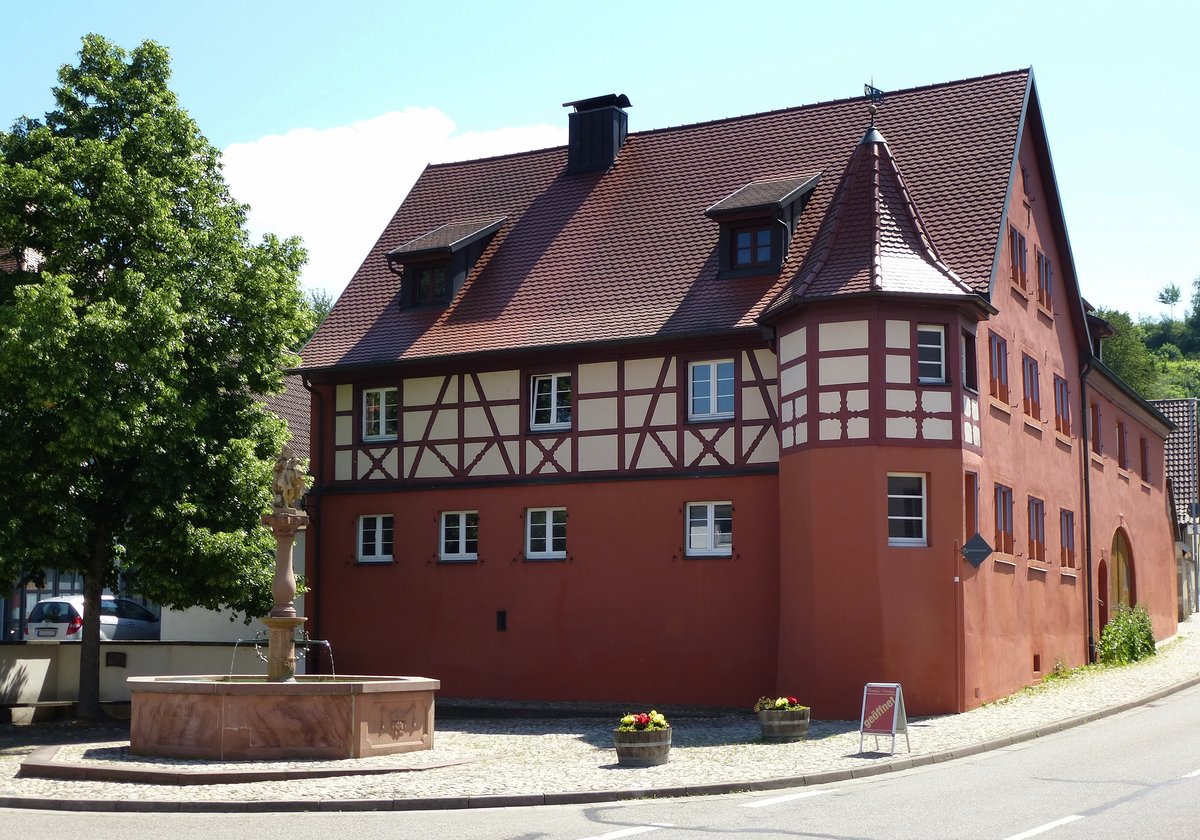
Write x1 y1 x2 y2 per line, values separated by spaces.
859 682 910 754
961 533 993 567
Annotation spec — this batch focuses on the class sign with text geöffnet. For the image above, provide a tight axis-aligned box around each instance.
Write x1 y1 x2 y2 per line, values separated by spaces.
859 682 910 754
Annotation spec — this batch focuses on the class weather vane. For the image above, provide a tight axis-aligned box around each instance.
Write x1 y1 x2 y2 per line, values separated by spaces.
864 80 885 126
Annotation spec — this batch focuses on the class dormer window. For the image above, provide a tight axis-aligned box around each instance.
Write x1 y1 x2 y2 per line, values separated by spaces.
386 216 505 309
734 226 772 267
413 265 449 306
705 173 820 279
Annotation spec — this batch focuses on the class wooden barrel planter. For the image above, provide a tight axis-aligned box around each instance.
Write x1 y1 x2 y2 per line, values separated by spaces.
612 726 672 766
758 707 810 741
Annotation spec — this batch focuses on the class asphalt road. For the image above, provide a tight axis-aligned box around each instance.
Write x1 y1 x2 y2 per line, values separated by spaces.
6 682 1200 839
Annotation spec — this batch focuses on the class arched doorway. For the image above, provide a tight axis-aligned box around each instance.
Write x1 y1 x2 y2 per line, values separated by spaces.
1109 529 1136 612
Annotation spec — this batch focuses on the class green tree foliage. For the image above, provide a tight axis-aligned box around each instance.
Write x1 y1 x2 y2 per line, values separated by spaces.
1093 308 1160 397
1157 283 1181 318
300 287 334 345
1094 275 1200 400
0 35 310 717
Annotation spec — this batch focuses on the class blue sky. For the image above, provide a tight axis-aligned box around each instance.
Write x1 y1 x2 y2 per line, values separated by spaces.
3 0 1197 318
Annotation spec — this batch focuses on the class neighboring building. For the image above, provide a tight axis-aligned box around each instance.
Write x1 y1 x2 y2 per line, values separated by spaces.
297 71 1177 717
1150 397 1199 618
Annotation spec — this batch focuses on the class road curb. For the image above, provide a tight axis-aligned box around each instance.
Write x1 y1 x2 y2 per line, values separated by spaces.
3 673 1199 813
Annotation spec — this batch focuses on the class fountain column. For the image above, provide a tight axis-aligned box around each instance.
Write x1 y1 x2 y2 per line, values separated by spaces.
261 509 308 681
261 444 311 682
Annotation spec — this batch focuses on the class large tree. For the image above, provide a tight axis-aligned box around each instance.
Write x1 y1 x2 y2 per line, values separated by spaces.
0 35 311 718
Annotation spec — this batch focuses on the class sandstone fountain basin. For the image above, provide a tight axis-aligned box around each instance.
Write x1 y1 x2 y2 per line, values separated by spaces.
128 674 440 760
129 450 440 762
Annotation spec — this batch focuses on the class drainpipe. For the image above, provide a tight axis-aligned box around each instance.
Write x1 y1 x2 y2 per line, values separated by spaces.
1080 359 1097 663
301 375 324 671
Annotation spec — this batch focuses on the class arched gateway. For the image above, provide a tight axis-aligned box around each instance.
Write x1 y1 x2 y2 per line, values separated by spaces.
1109 529 1136 612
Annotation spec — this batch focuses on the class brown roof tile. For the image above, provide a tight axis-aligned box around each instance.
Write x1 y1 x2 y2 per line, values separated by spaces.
705 174 822 217
1152 398 1199 518
264 375 311 461
302 70 1029 371
388 216 506 258
762 125 979 318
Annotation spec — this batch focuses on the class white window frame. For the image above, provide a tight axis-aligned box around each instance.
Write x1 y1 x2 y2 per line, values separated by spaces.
526 507 567 560
688 359 735 421
529 373 572 431
916 325 946 384
362 387 398 441
439 511 479 563
685 501 733 557
358 514 394 563
887 473 927 547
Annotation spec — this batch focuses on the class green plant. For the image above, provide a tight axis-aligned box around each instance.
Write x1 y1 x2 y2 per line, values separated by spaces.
753 695 809 713
1098 604 1156 665
617 710 668 731
1043 657 1072 681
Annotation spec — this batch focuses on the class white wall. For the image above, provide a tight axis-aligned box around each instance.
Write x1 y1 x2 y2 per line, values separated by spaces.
159 531 306 642
1 642 278 704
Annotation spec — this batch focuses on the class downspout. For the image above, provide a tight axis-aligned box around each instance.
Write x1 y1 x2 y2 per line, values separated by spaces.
301 374 325 671
1079 359 1097 663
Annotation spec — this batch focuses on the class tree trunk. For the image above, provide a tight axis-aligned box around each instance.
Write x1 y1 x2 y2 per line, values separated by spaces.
76 525 109 720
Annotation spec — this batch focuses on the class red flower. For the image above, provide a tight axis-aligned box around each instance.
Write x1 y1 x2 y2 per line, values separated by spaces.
787 696 799 706
634 713 650 727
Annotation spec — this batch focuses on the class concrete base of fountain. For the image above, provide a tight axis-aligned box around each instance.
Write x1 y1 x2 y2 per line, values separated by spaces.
128 674 440 760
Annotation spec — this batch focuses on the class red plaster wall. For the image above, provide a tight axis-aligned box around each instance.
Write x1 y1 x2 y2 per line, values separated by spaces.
315 475 780 707
956 129 1175 710
956 128 1092 708
777 445 964 718
1084 386 1177 642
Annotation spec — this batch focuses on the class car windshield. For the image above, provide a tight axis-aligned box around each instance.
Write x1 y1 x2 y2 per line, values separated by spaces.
29 602 77 623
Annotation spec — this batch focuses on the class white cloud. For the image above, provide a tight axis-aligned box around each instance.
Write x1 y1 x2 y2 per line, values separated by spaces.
221 109 566 301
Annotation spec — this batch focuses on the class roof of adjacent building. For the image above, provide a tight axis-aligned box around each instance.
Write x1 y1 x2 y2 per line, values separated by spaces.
301 70 1031 372
264 374 311 461
0 247 42 274
1151 398 1199 516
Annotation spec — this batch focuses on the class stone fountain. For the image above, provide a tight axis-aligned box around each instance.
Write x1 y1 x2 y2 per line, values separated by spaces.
128 445 439 760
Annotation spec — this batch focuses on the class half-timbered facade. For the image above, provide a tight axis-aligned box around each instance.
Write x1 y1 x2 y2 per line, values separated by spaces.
298 72 1177 716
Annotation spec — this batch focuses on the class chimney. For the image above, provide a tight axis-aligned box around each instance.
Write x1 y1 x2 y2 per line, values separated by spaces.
562 94 631 174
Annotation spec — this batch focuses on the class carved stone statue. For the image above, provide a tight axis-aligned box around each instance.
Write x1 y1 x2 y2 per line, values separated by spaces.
271 444 310 511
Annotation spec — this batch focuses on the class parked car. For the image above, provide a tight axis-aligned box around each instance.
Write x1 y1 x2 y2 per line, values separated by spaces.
23 595 160 641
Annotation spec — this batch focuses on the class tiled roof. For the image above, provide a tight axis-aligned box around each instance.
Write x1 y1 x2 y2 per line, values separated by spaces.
0 247 42 274
302 70 1030 371
1151 398 1199 517
388 216 506 258
264 374 311 462
762 125 979 319
705 174 821 217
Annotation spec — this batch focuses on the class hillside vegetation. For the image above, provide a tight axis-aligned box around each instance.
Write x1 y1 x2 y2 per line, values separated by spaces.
1095 280 1200 400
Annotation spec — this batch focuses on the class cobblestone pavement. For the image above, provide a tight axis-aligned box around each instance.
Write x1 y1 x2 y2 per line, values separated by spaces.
2 617 1198 810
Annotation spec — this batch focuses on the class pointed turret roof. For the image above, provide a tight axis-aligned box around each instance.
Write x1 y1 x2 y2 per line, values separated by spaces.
761 119 983 321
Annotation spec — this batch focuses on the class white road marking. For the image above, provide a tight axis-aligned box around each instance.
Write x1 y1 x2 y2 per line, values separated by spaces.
577 824 674 840
739 788 839 808
1184 768 1200 778
1001 814 1084 840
